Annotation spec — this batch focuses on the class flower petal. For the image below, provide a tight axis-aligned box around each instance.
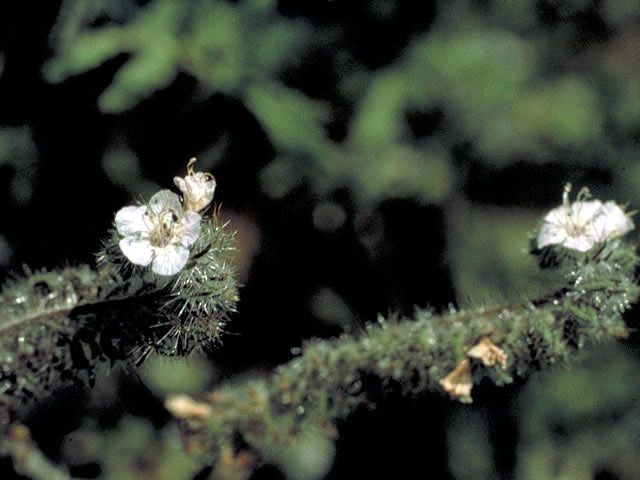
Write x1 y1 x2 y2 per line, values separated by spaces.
149 189 183 216
173 176 188 193
570 200 603 224
152 245 189 276
119 237 153 266
179 211 202 246
562 234 598 252
542 205 570 227
537 206 571 249
537 224 567 249
115 206 149 236
597 201 634 238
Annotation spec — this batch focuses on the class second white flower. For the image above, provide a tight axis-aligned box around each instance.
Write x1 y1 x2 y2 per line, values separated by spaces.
537 189 634 253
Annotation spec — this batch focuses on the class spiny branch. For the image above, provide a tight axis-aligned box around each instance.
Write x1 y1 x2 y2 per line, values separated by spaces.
167 238 639 477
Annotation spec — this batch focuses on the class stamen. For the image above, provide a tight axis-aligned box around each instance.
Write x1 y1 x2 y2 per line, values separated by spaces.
576 186 591 202
149 208 178 247
187 157 197 176
562 183 572 212
561 183 583 236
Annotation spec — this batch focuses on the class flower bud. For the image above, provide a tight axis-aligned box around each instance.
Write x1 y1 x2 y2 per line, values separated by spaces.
174 157 216 212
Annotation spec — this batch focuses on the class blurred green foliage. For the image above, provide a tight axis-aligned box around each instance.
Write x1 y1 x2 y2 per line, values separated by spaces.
42 0 640 204
443 344 640 480
63 417 200 480
139 355 216 397
517 344 640 479
0 127 37 208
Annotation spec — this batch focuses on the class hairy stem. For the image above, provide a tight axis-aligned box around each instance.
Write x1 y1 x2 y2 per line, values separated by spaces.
170 239 639 476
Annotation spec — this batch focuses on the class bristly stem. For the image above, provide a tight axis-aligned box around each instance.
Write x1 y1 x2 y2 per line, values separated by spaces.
168 237 639 476
0 215 238 412
0 425 76 480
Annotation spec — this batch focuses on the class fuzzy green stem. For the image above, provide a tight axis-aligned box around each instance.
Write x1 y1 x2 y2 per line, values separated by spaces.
0 425 78 480
0 216 237 410
173 239 640 476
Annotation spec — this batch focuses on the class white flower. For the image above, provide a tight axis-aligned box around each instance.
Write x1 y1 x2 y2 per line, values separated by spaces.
537 184 634 252
173 157 216 212
115 190 201 275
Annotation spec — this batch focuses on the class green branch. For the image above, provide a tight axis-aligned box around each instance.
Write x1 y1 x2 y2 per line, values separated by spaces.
167 234 639 478
0 424 78 480
0 167 237 413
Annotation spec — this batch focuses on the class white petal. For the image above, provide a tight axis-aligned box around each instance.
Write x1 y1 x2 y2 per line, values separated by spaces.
119 237 153 266
542 205 570 226
149 189 183 216
563 234 597 252
152 245 189 275
570 200 603 224
537 223 568 249
115 206 149 236
597 201 634 238
179 211 202 246
173 176 188 193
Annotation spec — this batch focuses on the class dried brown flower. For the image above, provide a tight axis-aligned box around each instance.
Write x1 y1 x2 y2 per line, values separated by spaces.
165 394 212 420
467 337 507 368
439 359 473 402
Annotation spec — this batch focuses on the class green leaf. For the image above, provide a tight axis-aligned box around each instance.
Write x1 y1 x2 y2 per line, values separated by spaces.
98 43 178 113
44 29 124 83
245 82 332 157
349 70 409 149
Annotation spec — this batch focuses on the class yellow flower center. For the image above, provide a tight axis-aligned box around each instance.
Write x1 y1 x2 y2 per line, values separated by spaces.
148 209 179 248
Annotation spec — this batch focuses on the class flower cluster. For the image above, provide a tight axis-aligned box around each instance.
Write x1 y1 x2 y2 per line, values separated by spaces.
114 158 216 275
537 184 634 253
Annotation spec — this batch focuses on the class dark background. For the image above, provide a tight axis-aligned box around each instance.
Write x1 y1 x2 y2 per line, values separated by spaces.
2 1 640 478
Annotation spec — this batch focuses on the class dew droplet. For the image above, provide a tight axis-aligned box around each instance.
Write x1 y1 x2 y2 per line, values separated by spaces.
0 379 13 394
346 380 362 395
13 295 27 305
